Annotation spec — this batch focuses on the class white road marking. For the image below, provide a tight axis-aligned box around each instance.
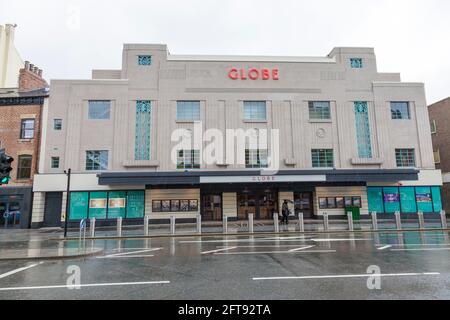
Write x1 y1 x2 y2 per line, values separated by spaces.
0 262 43 280
216 245 312 248
215 250 336 255
377 245 393 250
0 281 170 291
97 255 155 259
180 239 311 244
103 248 162 258
253 272 441 281
312 238 371 242
201 247 238 255
390 247 450 252
289 245 315 252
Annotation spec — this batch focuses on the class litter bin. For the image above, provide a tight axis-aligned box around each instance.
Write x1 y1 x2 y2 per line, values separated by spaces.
346 206 361 221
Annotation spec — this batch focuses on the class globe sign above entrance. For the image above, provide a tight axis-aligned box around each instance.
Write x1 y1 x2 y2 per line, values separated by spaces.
228 68 279 80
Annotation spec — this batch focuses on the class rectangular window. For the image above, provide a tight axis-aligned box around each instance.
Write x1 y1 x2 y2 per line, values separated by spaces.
309 101 331 120
430 120 437 134
399 187 417 213
17 155 32 180
350 58 363 68
383 187 400 213
177 150 200 169
431 187 442 213
395 149 416 167
88 101 111 120
391 102 410 120
135 100 152 160
245 149 268 168
54 119 62 130
138 55 152 66
243 101 266 120
176 101 200 121
51 157 60 169
20 119 35 139
311 149 334 168
354 101 372 158
85 150 108 171
434 150 441 164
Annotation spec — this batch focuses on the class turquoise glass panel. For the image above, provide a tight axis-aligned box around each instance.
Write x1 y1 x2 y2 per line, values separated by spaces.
383 187 400 213
399 187 417 213
354 102 372 158
415 186 433 213
367 187 384 213
431 187 442 213
127 191 145 218
135 101 152 160
107 191 126 218
69 192 88 220
88 191 107 219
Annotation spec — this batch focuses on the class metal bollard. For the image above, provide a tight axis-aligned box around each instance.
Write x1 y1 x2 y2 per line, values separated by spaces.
298 212 304 232
394 211 402 230
323 213 329 231
223 215 228 234
170 216 176 235
248 213 254 233
273 213 279 233
371 212 378 231
90 218 96 238
144 215 150 236
347 212 354 231
197 214 202 234
418 211 425 229
117 217 123 237
441 211 448 229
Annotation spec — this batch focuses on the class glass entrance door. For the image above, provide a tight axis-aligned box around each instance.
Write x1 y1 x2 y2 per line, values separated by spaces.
294 192 313 218
238 194 257 220
202 195 222 221
238 191 278 220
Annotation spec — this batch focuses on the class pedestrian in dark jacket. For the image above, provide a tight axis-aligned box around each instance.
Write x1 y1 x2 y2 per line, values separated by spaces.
281 200 289 224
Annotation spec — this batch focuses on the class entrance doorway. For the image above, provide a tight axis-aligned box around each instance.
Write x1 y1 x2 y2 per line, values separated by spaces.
294 192 314 218
201 194 222 221
44 192 63 227
238 191 278 220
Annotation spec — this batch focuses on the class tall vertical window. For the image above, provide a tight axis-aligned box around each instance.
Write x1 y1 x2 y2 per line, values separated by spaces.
245 149 268 168
177 150 200 169
20 119 35 139
311 149 334 168
135 100 152 160
243 101 266 120
350 58 363 68
138 55 152 66
53 119 62 130
51 157 60 169
354 101 372 158
177 101 200 121
395 149 416 167
88 101 111 120
85 151 109 171
430 120 437 134
309 101 331 120
434 150 441 164
391 102 410 120
17 155 32 180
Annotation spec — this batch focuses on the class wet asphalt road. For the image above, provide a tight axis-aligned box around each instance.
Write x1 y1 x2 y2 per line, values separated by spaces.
0 230 450 300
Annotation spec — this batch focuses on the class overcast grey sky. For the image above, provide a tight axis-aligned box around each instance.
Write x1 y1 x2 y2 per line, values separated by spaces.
1 0 449 104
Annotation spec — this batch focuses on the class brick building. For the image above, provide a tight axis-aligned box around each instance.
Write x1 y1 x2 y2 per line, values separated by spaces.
0 61 48 229
428 97 450 213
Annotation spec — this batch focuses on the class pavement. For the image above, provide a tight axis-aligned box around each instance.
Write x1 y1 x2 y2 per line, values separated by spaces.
0 228 450 299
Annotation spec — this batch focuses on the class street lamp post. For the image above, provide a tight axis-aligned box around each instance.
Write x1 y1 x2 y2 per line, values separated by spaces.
63 168 71 237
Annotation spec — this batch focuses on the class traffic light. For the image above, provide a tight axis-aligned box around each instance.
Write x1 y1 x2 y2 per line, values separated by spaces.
0 149 14 185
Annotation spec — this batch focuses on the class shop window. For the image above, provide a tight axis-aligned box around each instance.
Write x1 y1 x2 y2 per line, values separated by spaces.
85 150 108 171
17 155 32 180
243 101 266 120
415 186 433 213
391 102 410 120
399 187 416 213
88 100 111 120
177 101 200 121
138 55 152 66
319 196 361 209
311 149 334 168
177 150 200 169
152 199 198 213
309 101 331 120
395 149 416 167
350 58 363 68
20 119 35 139
382 187 400 213
431 187 442 213
135 100 152 160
